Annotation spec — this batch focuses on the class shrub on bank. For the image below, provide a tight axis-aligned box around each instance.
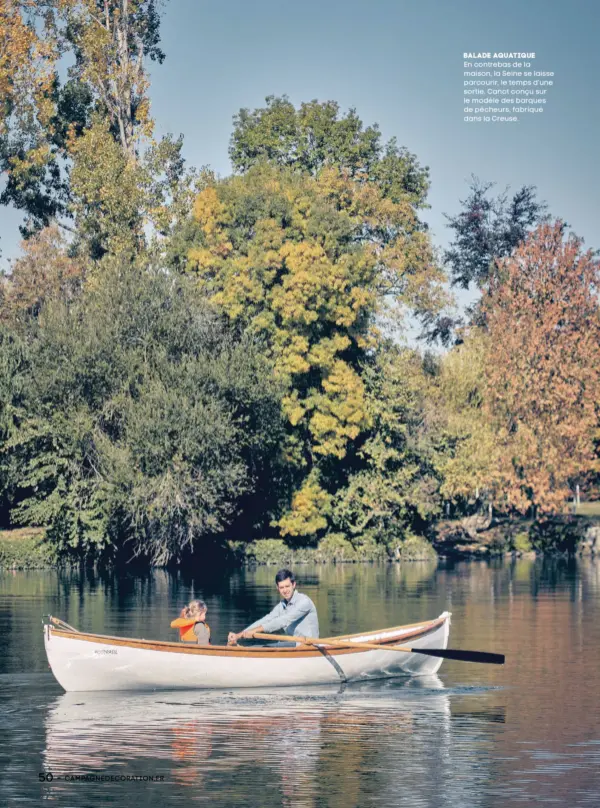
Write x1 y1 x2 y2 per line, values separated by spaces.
232 531 431 565
0 528 58 569
512 531 533 553
392 532 438 561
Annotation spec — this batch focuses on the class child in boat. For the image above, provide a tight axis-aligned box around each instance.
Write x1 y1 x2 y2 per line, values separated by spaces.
171 599 211 644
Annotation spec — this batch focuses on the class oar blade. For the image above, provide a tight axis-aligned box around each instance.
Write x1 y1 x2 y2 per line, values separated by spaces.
417 648 505 665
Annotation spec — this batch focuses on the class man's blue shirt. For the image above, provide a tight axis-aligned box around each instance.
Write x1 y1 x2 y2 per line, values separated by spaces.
245 590 319 638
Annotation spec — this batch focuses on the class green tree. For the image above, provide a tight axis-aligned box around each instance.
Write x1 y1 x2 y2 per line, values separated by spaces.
1 259 285 563
428 332 499 507
332 345 441 548
230 95 430 207
0 327 28 524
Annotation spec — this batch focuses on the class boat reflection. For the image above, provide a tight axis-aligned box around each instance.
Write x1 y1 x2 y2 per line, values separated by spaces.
43 677 501 806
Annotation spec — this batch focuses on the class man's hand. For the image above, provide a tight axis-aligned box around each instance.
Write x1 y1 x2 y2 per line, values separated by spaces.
228 628 260 644
243 625 263 640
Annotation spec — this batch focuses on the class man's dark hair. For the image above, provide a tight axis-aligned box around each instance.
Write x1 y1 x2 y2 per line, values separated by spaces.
275 569 295 585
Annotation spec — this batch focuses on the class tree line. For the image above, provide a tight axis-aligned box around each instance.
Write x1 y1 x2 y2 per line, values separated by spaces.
1 2 599 563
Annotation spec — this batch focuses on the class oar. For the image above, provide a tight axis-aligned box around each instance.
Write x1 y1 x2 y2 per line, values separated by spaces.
249 631 505 665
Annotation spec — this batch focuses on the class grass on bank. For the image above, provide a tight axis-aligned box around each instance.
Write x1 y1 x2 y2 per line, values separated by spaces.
571 501 600 517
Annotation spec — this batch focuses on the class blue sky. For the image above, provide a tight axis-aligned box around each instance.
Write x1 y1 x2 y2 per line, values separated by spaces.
1 0 598 282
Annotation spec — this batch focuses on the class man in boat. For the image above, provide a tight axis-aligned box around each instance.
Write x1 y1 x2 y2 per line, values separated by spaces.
227 569 319 646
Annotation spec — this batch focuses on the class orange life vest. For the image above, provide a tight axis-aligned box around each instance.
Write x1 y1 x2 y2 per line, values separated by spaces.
170 617 210 642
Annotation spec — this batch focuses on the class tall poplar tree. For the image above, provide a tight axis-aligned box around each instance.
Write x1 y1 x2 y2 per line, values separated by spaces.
0 1 186 257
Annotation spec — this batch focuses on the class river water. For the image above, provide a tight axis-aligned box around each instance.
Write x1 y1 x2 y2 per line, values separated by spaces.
1 559 599 807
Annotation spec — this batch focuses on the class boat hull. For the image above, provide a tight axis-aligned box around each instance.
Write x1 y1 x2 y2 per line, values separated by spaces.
44 612 451 692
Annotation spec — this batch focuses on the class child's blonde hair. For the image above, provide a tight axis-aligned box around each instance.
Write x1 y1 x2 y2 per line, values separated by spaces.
184 599 207 620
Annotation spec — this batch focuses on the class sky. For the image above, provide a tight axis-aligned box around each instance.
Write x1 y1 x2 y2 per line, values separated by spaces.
1 0 599 290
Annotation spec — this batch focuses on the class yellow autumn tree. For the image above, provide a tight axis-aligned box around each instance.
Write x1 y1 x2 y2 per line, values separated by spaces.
186 161 446 537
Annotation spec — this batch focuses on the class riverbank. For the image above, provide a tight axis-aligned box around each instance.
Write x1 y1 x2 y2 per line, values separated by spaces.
0 529 437 569
1 513 599 569
431 512 600 559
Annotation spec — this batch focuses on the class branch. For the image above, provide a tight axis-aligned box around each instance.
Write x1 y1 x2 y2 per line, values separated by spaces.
57 220 76 234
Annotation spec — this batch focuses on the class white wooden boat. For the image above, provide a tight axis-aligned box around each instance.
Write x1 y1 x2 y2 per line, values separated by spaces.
43 611 451 692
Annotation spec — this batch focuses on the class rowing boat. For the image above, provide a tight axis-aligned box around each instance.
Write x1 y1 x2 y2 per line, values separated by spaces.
43 611 451 692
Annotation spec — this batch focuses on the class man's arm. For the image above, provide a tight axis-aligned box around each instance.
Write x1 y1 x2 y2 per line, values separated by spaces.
244 604 281 633
228 603 282 644
261 596 314 634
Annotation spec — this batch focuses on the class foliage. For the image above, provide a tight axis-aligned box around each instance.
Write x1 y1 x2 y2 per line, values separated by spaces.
0 527 58 569
314 533 363 562
277 470 331 538
0 0 189 258
428 332 499 504
527 519 586 554
392 531 437 560
4 26 598 564
483 221 600 513
332 345 441 546
423 177 548 344
0 326 28 520
229 95 430 207
237 532 390 565
0 0 64 232
512 531 532 553
444 177 548 290
183 160 446 537
60 0 166 157
0 225 86 320
0 259 285 563
67 113 146 257
241 538 294 565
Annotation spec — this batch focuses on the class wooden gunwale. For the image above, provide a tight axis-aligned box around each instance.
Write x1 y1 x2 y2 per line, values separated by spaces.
48 616 446 659
329 616 446 643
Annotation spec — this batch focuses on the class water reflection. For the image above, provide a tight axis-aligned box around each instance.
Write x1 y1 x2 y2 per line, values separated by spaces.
40 677 514 807
43 678 456 805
